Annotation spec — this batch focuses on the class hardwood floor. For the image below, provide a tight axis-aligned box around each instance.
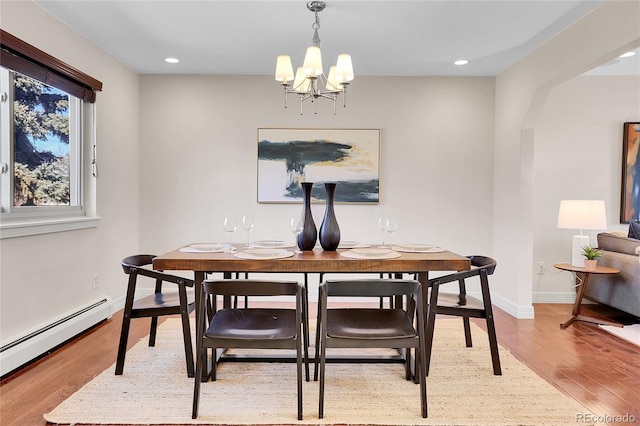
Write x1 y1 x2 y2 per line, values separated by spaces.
1 303 639 426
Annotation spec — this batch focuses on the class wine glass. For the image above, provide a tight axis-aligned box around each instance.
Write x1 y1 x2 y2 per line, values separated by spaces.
241 215 255 248
378 216 387 248
385 216 399 248
223 216 237 252
290 216 303 253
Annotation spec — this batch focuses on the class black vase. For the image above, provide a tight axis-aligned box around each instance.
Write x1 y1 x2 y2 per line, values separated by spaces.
297 182 317 251
319 182 341 251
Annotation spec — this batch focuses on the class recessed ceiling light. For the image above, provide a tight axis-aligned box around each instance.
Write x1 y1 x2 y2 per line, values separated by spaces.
164 57 180 64
619 51 636 58
454 59 469 66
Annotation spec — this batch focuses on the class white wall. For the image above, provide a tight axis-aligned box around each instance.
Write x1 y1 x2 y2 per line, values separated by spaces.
0 2 140 343
533 75 640 301
492 0 640 318
138 75 496 296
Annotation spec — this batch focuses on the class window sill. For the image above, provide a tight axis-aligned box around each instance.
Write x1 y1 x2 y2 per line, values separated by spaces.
0 215 100 239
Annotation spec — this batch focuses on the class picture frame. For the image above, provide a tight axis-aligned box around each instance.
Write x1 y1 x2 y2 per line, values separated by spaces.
257 128 380 204
621 122 640 223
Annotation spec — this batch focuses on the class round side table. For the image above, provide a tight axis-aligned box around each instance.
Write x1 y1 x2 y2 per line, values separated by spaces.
553 262 622 330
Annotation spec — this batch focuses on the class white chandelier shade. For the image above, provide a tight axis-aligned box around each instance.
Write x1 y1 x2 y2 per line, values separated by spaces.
335 54 354 82
303 46 323 77
275 55 294 84
293 67 311 93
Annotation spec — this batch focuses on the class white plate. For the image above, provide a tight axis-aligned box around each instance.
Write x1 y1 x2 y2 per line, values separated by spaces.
179 243 227 253
350 248 394 257
398 244 433 250
338 240 370 249
234 250 294 260
340 250 401 260
190 243 226 250
252 240 294 248
392 244 446 253
244 248 289 257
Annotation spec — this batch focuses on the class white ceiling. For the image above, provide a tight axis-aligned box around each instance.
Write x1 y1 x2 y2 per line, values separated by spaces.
35 0 639 77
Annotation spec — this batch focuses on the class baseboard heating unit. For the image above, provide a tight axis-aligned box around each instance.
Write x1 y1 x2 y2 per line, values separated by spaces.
0 297 112 377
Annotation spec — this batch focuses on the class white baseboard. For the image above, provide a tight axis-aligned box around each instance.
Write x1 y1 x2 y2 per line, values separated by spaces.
0 297 112 376
490 293 535 319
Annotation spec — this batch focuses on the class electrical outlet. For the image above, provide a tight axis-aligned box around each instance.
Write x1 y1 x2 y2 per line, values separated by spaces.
537 262 546 275
92 273 99 289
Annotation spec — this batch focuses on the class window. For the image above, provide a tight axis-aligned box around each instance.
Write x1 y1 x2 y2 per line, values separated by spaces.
1 69 80 210
0 30 102 238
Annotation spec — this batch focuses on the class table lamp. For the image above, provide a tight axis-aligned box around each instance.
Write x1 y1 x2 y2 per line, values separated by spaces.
557 200 607 267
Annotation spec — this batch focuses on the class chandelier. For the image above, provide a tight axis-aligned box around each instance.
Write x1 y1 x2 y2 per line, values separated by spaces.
274 1 354 115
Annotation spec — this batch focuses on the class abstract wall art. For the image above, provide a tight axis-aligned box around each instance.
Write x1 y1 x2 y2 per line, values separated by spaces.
621 122 640 223
257 128 380 203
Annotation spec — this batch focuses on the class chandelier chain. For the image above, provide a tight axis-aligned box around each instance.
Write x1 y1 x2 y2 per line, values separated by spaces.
312 11 321 47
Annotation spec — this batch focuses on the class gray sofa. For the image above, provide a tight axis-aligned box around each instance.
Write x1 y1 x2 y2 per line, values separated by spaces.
584 232 640 318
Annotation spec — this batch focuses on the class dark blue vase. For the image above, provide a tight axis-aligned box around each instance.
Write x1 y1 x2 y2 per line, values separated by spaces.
319 182 340 251
297 182 317 251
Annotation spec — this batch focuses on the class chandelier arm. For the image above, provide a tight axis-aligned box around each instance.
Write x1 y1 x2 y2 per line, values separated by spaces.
317 73 342 94
298 93 312 115
313 92 338 102
282 85 289 108
341 82 349 107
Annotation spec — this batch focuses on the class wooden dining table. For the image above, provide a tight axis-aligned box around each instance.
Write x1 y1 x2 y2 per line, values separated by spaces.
153 245 471 381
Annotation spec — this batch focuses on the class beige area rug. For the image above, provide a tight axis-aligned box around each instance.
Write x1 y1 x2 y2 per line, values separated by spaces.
45 319 591 425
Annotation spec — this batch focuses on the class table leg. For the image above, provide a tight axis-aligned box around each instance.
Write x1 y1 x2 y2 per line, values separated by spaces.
571 272 588 315
571 314 624 328
194 271 211 382
560 272 623 329
413 271 430 382
223 272 232 308
561 272 589 329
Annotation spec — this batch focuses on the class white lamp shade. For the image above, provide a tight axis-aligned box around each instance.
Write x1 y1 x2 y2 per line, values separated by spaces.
293 67 311 93
302 46 323 76
335 54 354 82
275 55 294 83
557 200 607 267
557 200 607 230
326 66 341 91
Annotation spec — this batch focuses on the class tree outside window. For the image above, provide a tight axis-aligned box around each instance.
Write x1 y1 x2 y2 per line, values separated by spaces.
13 73 70 207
